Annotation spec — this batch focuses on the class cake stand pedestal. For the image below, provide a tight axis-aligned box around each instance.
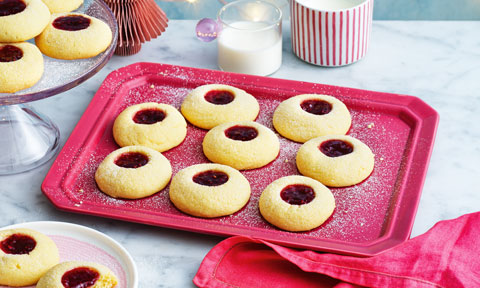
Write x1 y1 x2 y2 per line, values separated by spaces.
0 104 59 175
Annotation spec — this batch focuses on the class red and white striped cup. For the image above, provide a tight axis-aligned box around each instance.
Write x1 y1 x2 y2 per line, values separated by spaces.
290 0 373 66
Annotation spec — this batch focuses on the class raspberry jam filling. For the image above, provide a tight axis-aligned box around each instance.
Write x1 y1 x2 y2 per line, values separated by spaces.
193 170 229 186
225 126 258 141
300 99 332 115
0 0 26 16
0 234 36 254
115 152 149 168
53 15 91 31
280 184 315 205
320 139 354 157
133 109 166 124
204 90 234 105
61 267 100 288
0 45 23 62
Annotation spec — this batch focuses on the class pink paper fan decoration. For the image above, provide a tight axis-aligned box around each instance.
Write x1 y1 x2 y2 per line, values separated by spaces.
103 0 169 55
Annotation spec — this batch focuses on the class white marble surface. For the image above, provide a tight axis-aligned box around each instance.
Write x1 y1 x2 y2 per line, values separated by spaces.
1 20 479 287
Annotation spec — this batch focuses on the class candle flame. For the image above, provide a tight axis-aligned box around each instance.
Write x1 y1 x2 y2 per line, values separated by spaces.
245 3 270 22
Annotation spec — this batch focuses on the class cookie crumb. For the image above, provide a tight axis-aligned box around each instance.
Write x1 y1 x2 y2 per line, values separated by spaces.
150 84 155 89
367 123 374 129
380 157 384 161
285 159 288 163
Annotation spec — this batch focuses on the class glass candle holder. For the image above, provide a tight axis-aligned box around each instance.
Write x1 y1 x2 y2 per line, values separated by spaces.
217 0 283 76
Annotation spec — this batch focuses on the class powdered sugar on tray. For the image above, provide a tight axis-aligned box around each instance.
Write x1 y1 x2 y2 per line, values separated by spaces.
59 65 414 251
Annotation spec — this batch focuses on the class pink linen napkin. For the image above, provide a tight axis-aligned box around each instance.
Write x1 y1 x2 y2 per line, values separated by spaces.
194 212 480 288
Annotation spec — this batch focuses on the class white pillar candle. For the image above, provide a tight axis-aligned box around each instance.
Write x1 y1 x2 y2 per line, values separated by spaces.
218 21 282 76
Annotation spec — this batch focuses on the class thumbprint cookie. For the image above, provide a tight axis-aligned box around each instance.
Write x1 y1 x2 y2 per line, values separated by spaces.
95 145 172 199
273 94 351 143
0 42 43 93
42 0 83 14
0 228 59 286
37 261 118 288
113 102 187 153
259 175 335 232
0 0 50 42
296 135 375 187
181 84 259 129
169 163 251 218
202 121 280 170
35 13 112 60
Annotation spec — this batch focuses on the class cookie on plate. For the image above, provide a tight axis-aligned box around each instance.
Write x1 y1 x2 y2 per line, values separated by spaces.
169 163 251 218
35 13 112 60
0 228 59 287
259 175 335 232
37 261 118 288
95 145 172 199
202 121 280 170
113 102 187 153
0 42 44 93
0 0 50 42
296 135 375 187
273 94 351 143
181 84 259 129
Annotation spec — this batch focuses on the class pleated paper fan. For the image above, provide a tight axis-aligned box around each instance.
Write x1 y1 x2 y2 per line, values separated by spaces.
103 0 169 55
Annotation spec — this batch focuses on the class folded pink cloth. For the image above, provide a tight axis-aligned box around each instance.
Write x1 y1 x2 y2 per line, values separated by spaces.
194 212 480 288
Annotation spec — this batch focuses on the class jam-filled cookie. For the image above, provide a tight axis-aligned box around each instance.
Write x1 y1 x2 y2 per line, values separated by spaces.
42 0 83 13
259 175 335 232
0 0 50 42
0 228 59 287
273 94 351 143
113 102 187 153
95 145 172 199
37 261 118 288
169 163 251 218
296 135 375 187
35 13 112 60
0 42 43 93
181 84 259 130
202 121 280 170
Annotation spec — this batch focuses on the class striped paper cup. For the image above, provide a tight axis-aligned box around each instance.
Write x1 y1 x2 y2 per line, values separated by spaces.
290 0 373 66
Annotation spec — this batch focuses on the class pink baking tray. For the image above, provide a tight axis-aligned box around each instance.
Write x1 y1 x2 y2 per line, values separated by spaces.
42 62 439 256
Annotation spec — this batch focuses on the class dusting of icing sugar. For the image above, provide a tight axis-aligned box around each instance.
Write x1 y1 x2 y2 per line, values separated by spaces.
256 99 281 128
73 151 127 207
66 72 413 247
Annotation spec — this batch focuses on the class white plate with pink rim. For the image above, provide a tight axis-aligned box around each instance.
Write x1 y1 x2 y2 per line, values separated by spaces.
0 221 138 288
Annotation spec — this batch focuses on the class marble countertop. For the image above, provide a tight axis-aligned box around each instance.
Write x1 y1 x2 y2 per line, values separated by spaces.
1 20 479 287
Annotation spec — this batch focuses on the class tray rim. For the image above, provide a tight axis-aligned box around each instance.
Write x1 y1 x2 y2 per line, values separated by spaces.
42 62 439 256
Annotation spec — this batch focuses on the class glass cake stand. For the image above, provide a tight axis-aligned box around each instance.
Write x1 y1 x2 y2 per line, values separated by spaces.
0 0 118 175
